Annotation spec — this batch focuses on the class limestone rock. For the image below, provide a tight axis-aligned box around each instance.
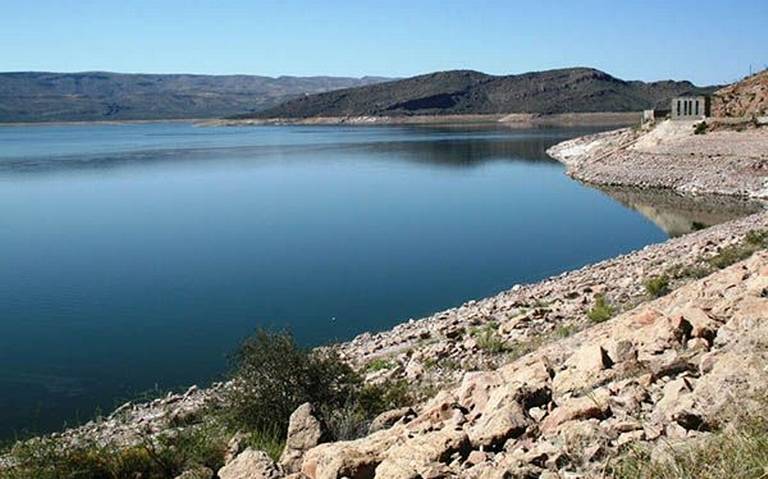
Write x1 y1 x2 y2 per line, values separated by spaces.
540 390 610 434
368 407 416 434
218 448 282 479
280 403 328 473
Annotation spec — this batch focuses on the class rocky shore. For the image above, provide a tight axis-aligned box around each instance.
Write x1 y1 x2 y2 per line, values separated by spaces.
5 119 768 478
44 206 768 475
547 120 768 198
205 112 640 128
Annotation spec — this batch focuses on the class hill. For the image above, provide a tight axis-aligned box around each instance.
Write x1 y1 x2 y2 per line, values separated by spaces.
245 67 714 119
712 69 768 118
0 72 390 122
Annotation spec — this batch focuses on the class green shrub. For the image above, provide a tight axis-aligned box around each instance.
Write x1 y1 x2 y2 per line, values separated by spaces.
644 275 670 298
587 294 614 323
243 427 285 462
708 244 757 270
364 357 394 373
555 324 576 338
473 324 508 354
0 424 228 479
224 329 361 435
745 229 768 246
707 229 768 270
322 380 413 441
693 121 708 135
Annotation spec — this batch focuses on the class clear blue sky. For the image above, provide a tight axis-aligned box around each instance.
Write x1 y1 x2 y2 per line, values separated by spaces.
1 0 765 85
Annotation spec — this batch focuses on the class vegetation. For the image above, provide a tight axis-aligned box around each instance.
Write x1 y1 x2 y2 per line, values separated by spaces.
644 275 670 298
666 229 768 282
472 323 508 354
252 68 714 119
223 329 362 435
224 329 411 441
610 404 768 479
0 422 229 479
555 324 576 338
587 294 615 323
364 357 395 373
707 230 768 270
693 121 708 135
0 328 415 478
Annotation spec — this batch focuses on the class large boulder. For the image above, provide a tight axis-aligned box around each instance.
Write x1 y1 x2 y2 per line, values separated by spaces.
280 403 328 473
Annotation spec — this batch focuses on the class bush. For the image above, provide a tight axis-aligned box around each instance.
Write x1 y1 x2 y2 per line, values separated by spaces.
587 294 614 323
0 424 229 479
555 324 576 338
473 324 508 354
644 275 670 298
693 121 708 135
224 329 361 435
364 357 394 373
322 380 413 440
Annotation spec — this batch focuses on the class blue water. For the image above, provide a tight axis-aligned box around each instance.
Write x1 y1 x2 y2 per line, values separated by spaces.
0 122 669 437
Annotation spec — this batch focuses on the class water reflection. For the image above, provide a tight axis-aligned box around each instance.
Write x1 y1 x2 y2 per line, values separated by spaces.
599 186 764 237
0 125 584 175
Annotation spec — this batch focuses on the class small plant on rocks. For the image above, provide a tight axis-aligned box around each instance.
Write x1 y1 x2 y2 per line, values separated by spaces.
587 294 615 323
644 275 670 298
473 324 508 354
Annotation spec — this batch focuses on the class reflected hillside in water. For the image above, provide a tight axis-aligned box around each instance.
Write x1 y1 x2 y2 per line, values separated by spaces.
599 186 764 237
0 124 598 176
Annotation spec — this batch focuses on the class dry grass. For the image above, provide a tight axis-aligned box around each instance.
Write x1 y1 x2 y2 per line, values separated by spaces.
609 403 768 478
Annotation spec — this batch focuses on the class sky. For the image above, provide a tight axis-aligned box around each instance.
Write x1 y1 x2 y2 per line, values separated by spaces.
1 0 765 86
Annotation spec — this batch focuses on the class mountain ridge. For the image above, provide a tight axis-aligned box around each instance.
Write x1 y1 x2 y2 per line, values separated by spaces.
244 67 715 119
0 71 392 122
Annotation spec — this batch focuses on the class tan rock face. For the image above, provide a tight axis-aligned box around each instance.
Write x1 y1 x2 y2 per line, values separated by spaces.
712 70 768 118
218 448 282 479
298 252 768 479
540 390 610 434
280 403 327 473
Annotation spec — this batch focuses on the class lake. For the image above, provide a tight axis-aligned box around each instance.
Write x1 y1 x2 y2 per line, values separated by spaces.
0 122 754 437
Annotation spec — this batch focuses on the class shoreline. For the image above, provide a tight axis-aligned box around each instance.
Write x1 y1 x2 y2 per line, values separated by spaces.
47 204 768 448
6 120 768 477
205 111 642 128
547 119 768 198
0 112 640 129
0 118 205 128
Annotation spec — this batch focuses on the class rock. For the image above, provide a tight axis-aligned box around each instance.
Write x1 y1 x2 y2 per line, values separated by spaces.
301 427 405 479
368 407 416 433
280 403 328 473
375 429 469 478
675 306 719 343
404 358 425 379
540 390 610 434
224 431 249 464
467 388 529 448
616 430 644 447
218 448 282 479
465 450 489 466
174 466 213 479
552 345 613 399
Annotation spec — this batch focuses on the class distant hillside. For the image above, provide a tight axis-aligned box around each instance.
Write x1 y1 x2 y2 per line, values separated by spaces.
245 68 714 119
0 72 390 122
712 69 768 118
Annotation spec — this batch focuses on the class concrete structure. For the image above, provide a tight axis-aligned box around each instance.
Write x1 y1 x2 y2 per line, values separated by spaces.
671 96 709 120
642 109 655 123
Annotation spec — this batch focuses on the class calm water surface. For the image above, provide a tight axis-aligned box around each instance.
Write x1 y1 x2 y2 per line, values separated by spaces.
0 123 748 437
